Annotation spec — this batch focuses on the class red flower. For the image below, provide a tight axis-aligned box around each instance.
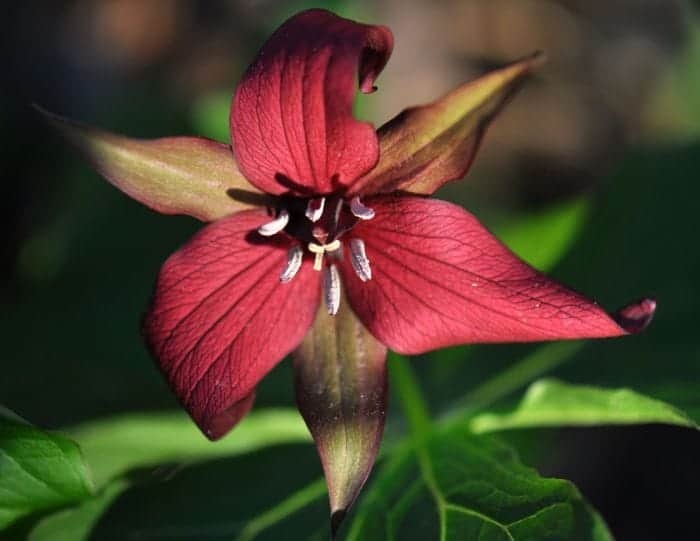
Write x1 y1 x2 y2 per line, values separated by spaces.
45 9 655 527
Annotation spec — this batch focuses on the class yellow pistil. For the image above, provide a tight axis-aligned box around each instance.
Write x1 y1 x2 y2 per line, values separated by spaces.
308 240 341 271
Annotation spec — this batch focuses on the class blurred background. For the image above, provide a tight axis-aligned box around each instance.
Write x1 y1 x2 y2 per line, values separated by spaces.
2 1 699 539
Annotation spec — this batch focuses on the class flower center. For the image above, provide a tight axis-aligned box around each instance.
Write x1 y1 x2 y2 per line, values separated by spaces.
308 239 341 271
257 195 374 315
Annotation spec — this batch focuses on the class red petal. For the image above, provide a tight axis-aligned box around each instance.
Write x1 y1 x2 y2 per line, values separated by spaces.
230 9 393 196
143 210 321 439
203 392 256 441
342 197 655 354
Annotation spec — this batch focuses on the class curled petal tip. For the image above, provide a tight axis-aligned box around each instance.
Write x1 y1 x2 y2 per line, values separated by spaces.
358 24 393 94
614 297 657 334
230 9 393 195
343 198 656 350
353 50 546 196
360 83 378 94
201 392 256 441
526 49 547 67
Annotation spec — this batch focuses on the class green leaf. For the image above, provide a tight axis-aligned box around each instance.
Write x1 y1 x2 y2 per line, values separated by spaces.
553 145 700 421
470 379 698 433
23 411 313 539
68 409 311 487
349 359 613 541
29 444 329 541
0 408 94 530
234 478 327 541
190 90 232 143
494 197 590 272
346 429 612 541
27 480 128 541
444 342 584 421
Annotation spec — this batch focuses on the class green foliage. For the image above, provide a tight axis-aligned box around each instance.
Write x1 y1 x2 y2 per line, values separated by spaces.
27 480 128 541
494 198 590 272
347 430 613 541
337 358 618 541
418 194 590 411
444 343 584 418
0 410 93 530
42 445 328 541
69 409 310 487
470 379 698 433
4 404 623 541
554 144 700 422
1 408 315 540
190 91 232 143
647 11 700 140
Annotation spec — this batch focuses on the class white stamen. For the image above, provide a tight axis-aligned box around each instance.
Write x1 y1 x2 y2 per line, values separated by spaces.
257 209 289 236
308 240 341 271
323 264 341 315
280 245 303 283
350 196 375 220
333 197 343 225
305 197 326 222
349 238 372 281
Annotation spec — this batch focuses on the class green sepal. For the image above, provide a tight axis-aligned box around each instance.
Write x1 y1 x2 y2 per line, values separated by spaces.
293 298 388 535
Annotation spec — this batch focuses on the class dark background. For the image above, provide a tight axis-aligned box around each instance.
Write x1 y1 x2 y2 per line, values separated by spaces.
2 1 699 539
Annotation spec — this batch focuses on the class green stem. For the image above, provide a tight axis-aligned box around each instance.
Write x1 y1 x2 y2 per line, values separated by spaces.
389 353 431 437
384 344 582 540
442 341 584 425
389 354 449 539
235 478 327 541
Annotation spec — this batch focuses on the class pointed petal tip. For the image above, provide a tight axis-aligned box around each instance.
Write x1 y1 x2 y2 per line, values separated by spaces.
614 297 657 334
32 102 57 117
143 211 321 444
354 50 546 197
524 49 547 67
33 104 82 137
32 102 56 120
198 392 257 441
330 508 347 538
358 23 394 95
293 300 387 536
36 105 260 221
343 198 655 349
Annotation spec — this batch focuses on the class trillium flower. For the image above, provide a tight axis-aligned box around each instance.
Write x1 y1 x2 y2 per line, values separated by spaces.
44 8 655 530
